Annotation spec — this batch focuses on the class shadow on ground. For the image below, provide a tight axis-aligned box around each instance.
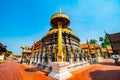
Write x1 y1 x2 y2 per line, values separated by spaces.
98 61 116 66
90 70 120 80
24 67 49 75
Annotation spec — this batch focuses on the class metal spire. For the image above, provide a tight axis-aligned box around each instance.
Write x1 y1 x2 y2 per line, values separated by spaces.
104 30 109 37
59 0 62 13
59 4 62 13
59 7 62 13
86 38 89 44
33 39 36 44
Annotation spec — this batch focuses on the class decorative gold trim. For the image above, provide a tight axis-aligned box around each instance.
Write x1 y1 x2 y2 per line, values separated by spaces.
46 28 75 36
50 13 70 21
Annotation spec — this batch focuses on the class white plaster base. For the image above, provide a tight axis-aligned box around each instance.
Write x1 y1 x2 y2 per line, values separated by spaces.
0 55 4 61
48 62 72 80
97 57 103 62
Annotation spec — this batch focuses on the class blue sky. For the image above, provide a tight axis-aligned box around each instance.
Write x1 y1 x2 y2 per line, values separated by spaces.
0 0 120 54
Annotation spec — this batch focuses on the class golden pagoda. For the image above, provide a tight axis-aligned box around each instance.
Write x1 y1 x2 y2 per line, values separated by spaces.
40 11 80 62
27 10 90 80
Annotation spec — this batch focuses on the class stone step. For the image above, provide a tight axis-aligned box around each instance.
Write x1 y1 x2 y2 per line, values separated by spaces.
68 63 90 72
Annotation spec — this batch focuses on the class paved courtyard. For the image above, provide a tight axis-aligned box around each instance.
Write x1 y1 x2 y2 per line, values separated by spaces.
0 59 120 80
0 60 51 80
68 59 120 80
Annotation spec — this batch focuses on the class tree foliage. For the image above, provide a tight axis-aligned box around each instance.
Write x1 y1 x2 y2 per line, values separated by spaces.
99 37 104 42
6 50 13 57
89 39 98 44
99 37 110 48
104 37 110 47
20 46 31 50
20 46 25 50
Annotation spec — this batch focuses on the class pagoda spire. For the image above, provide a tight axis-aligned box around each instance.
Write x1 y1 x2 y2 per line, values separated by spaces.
59 4 62 13
59 7 62 13
59 0 62 13
86 38 89 44
34 39 36 44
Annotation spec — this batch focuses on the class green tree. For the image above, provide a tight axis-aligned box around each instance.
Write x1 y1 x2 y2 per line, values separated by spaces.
99 37 104 42
99 37 110 48
6 50 13 57
20 46 25 51
104 37 110 47
89 39 98 44
25 46 31 50
99 37 105 48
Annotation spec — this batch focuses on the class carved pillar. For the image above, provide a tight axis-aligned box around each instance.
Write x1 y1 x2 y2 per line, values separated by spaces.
74 52 77 63
87 53 90 62
37 54 41 65
54 45 57 61
29 54 34 65
37 50 41 65
81 50 84 62
40 53 43 64
71 47 73 62
34 53 37 64
76 49 80 63
47 46 51 67
44 53 48 66
85 53 88 61
81 53 84 62
69 47 73 65
41 48 45 65
63 45 66 61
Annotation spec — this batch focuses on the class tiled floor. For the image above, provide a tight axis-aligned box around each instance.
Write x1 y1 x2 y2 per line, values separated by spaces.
0 59 120 80
68 59 120 80
0 60 51 80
